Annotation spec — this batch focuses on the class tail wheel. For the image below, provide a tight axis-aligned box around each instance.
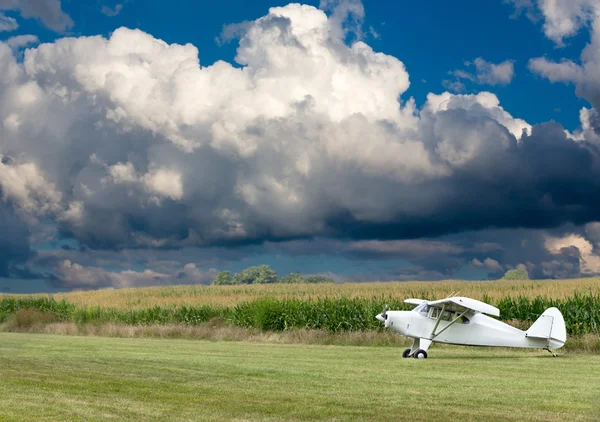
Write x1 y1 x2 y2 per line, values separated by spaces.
402 348 411 358
413 349 427 359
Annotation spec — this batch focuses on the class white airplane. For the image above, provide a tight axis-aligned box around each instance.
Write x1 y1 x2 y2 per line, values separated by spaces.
375 296 566 358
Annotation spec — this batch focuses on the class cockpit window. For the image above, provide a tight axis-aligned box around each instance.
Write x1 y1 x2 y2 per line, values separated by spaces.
429 307 439 319
416 305 471 324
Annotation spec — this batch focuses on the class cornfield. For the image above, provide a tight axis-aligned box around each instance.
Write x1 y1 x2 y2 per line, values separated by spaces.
2 292 599 335
3 277 599 309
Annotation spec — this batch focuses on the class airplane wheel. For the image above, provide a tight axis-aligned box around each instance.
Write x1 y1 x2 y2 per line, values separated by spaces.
413 349 427 359
402 348 411 358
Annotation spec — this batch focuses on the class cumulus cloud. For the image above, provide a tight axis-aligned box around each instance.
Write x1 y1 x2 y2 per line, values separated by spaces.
0 0 73 32
545 233 600 275
536 0 597 46
2 3 600 287
506 0 596 46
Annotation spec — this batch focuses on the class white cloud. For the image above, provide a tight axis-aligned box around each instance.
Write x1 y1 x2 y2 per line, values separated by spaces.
504 0 539 21
101 4 123 17
5 34 39 49
449 57 515 87
0 156 62 217
537 0 596 46
143 167 184 201
545 233 600 274
56 259 217 288
100 160 184 201
0 0 73 32
425 91 531 139
472 58 515 85
0 12 17 31
527 1 600 138
319 0 365 41
507 0 596 45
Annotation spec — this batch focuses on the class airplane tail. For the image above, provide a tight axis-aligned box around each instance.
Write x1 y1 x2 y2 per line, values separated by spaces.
525 307 566 348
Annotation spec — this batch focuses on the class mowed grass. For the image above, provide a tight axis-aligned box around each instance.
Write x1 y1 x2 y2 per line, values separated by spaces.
6 277 600 309
1 333 598 421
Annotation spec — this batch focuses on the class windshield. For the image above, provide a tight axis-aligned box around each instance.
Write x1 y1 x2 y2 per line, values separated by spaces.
413 302 429 313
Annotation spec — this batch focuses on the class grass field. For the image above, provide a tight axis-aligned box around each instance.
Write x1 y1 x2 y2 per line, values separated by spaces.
5 277 600 309
1 333 598 421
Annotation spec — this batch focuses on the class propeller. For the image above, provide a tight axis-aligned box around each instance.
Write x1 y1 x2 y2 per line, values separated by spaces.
376 304 389 322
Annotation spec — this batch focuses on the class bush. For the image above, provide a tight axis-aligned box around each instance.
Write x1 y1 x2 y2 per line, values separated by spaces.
303 275 335 284
278 273 304 283
501 269 529 280
5 308 58 330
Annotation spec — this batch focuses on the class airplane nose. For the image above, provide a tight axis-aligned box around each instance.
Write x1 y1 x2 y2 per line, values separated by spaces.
376 313 385 322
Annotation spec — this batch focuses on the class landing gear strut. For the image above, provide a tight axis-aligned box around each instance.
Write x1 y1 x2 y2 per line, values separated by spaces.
544 347 557 357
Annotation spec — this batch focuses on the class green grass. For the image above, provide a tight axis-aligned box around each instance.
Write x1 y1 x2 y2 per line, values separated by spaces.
1 333 598 421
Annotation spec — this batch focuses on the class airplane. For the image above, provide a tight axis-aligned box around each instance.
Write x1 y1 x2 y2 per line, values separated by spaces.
375 296 566 358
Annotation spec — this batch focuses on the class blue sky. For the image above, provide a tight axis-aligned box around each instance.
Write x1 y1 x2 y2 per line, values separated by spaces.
1 0 600 292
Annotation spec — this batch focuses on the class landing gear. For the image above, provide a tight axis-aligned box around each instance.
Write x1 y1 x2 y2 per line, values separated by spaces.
402 348 411 358
544 347 557 357
413 349 428 359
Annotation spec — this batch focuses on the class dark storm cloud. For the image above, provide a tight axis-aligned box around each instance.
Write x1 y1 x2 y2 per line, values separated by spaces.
0 200 33 277
326 119 600 242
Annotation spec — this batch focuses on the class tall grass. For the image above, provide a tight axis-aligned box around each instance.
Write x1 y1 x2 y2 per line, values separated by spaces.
0 298 225 326
0 296 75 322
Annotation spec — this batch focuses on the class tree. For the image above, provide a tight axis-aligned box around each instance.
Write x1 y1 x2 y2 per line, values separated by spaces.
278 273 304 283
232 265 278 284
212 270 236 285
255 265 278 284
501 268 529 280
303 275 335 283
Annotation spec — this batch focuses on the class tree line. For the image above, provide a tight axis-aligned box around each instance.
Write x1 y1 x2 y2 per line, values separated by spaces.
212 265 334 285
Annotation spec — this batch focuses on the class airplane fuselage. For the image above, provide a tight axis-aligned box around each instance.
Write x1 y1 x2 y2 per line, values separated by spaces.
384 310 565 350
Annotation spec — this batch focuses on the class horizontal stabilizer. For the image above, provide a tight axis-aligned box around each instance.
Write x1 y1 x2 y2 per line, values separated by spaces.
526 315 553 339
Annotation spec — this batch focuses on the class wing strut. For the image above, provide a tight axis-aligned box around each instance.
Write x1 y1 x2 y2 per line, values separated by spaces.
429 308 469 341
429 304 446 337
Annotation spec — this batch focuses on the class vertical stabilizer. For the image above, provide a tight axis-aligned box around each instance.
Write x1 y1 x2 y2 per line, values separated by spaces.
525 307 566 347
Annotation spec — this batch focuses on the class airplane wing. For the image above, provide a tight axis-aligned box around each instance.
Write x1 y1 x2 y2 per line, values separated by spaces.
404 298 427 306
426 296 500 317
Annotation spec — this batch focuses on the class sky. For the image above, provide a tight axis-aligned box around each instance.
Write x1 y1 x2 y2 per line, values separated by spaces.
1 0 600 292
